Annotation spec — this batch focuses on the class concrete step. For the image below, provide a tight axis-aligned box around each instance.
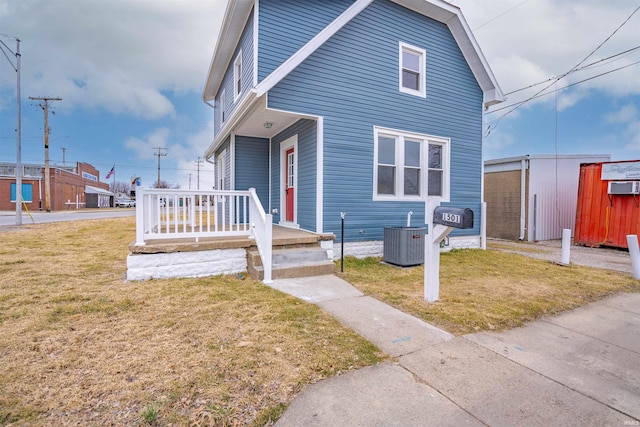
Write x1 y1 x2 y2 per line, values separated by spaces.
247 246 336 280
248 246 330 267
248 259 336 281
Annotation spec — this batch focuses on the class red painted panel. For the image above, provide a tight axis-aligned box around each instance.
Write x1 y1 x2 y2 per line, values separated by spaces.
285 147 294 222
574 162 640 249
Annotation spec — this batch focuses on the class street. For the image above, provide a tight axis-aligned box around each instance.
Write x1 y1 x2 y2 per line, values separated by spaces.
0 208 135 228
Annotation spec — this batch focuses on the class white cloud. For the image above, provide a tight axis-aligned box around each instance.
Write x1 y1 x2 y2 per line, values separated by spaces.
125 127 171 159
606 103 638 124
124 121 215 188
605 103 640 151
0 0 226 119
454 0 640 115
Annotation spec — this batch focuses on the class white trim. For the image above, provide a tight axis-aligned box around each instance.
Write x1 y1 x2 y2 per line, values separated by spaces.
202 0 253 100
268 135 272 213
279 135 298 226
204 0 504 108
217 148 227 190
220 89 226 124
316 117 324 233
205 91 258 159
233 49 243 101
254 0 374 97
230 134 236 190
399 41 426 98
253 0 259 88
372 126 450 202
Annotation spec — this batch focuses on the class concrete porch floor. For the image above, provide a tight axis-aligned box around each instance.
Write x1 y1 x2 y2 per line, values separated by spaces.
129 225 335 254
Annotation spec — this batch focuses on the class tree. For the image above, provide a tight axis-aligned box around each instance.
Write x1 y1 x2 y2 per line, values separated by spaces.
153 180 181 189
110 180 130 194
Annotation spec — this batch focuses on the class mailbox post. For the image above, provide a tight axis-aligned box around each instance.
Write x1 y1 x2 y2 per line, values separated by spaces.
424 200 474 302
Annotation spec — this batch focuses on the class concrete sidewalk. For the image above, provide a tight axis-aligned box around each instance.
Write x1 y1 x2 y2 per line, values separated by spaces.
269 275 640 426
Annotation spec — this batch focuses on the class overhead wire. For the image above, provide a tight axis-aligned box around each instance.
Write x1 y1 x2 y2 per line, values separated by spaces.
502 45 640 96
485 5 640 136
485 59 640 117
473 0 530 31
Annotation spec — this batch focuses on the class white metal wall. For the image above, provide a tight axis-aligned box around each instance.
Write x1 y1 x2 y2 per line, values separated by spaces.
526 155 610 241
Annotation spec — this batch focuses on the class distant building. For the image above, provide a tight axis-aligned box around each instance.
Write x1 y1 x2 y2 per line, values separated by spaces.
0 162 113 211
484 154 611 241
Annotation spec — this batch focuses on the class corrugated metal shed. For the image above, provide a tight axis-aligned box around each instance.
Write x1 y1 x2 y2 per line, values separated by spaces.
485 154 611 241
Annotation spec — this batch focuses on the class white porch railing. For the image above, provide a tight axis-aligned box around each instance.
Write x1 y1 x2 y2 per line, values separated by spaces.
134 187 272 283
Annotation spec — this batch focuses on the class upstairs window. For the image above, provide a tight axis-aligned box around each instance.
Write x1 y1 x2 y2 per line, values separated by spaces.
220 89 226 123
374 127 449 201
399 42 426 98
233 50 242 100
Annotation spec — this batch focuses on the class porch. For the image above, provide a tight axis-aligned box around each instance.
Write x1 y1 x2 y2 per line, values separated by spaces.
127 188 335 282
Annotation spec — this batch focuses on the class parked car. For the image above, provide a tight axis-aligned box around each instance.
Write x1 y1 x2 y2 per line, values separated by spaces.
115 198 135 208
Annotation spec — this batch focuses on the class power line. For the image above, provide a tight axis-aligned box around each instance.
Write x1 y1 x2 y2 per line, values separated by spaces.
485 59 640 117
503 45 640 96
473 0 530 31
485 5 640 135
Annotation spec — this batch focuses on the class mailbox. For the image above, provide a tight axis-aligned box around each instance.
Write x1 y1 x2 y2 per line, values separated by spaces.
433 207 473 229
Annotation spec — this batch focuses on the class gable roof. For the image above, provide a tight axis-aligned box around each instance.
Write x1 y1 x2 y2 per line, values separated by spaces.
203 0 504 108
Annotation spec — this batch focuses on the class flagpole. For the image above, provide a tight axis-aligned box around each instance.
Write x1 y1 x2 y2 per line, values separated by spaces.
112 164 115 190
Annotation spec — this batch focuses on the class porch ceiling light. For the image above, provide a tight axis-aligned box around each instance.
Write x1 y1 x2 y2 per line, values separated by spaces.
263 122 273 129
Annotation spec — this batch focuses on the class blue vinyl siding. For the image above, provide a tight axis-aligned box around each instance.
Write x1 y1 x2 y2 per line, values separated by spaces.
235 136 269 208
214 9 255 135
267 0 484 242
257 0 355 82
271 119 317 231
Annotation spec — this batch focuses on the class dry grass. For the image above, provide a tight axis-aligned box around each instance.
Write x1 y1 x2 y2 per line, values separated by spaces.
339 250 640 336
0 218 385 426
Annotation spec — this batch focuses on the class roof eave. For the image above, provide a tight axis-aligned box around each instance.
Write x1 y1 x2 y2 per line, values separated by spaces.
202 0 254 101
392 0 504 108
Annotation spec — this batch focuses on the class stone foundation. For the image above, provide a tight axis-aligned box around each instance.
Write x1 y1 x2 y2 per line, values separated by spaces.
126 248 247 281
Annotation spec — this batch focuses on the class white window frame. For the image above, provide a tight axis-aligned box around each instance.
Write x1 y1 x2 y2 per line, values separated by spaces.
399 42 426 98
233 50 243 101
373 126 450 202
216 149 226 190
220 89 226 123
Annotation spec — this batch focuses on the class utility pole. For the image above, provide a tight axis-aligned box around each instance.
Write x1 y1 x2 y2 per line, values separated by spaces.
1 36 22 225
195 156 204 190
61 147 66 165
29 96 62 212
152 147 167 187
188 173 192 190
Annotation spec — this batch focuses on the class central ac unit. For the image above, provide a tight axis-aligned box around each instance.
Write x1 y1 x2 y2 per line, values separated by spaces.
608 181 640 195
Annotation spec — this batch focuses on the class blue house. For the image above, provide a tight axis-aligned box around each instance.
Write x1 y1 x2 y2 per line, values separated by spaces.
202 0 503 258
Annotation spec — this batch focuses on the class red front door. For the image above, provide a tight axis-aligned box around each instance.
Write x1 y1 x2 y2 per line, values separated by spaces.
285 147 295 222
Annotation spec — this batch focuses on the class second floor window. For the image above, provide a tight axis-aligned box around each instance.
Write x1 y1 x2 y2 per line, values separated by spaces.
399 42 426 98
220 90 226 123
234 50 242 100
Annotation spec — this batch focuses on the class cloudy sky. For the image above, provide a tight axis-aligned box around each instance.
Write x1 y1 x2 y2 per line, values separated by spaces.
0 0 638 190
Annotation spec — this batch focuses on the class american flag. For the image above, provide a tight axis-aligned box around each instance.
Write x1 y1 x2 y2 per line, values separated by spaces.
105 166 115 179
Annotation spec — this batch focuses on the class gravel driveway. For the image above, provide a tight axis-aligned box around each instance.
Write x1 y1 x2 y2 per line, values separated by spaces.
488 238 634 275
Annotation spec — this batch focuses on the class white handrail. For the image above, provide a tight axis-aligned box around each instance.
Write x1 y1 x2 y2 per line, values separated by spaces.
134 187 273 284
134 188 253 245
248 188 273 284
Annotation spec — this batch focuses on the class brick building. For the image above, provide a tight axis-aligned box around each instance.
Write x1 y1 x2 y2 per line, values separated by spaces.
0 162 113 211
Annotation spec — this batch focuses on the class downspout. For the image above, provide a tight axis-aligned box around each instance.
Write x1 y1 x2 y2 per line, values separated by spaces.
519 158 527 240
